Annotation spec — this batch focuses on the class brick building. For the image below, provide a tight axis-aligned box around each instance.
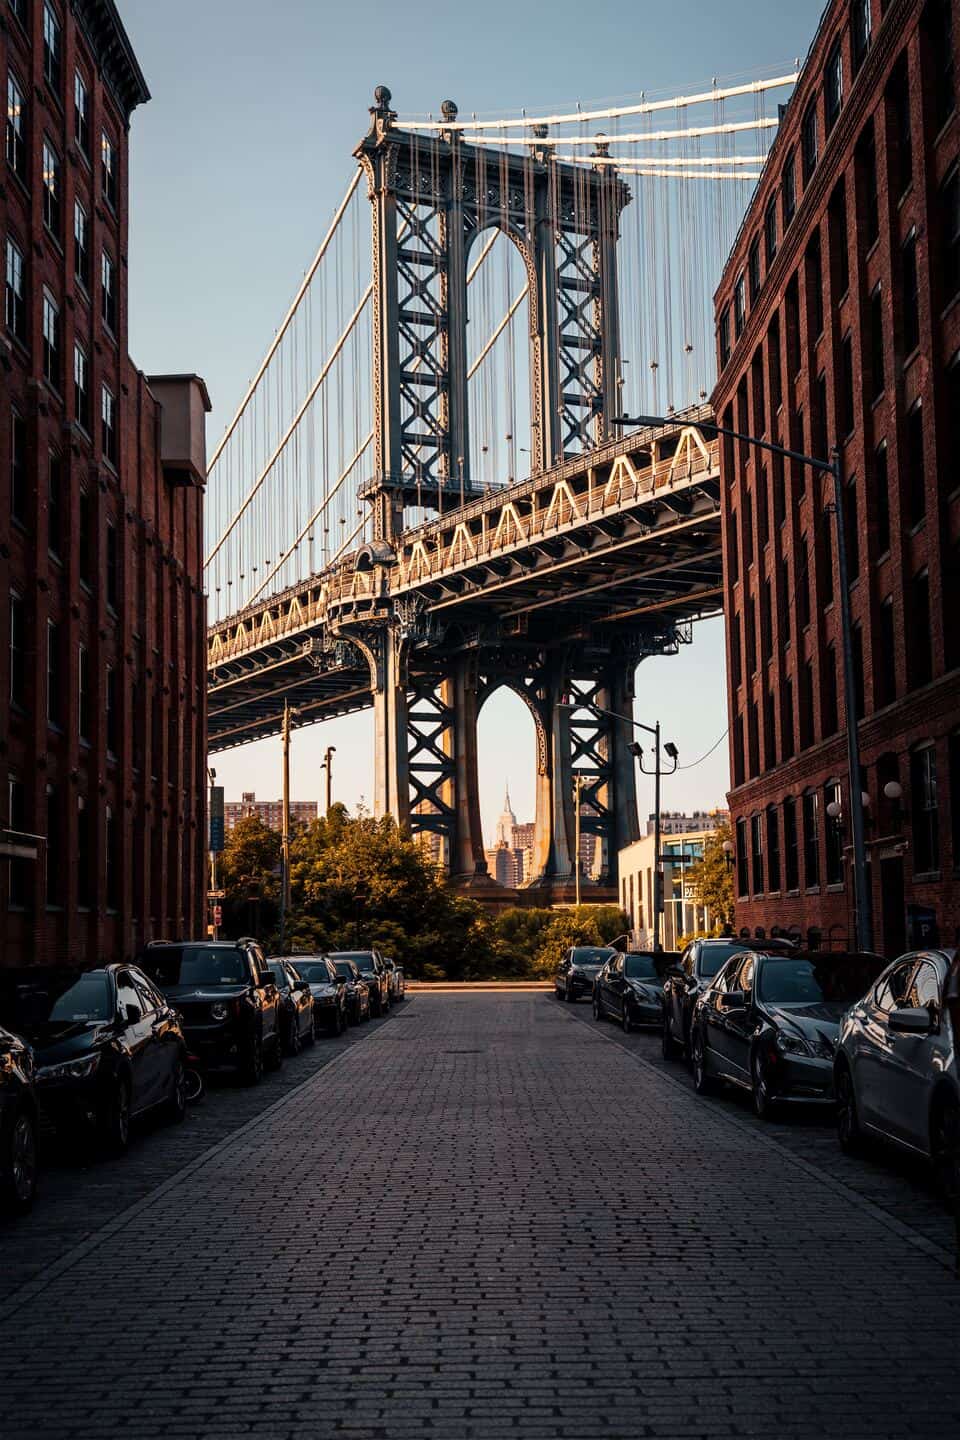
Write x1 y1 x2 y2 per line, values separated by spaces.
1 1 210 965
224 792 318 834
714 0 960 955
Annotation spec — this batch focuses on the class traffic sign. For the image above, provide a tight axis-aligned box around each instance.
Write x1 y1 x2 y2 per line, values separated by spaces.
213 905 223 926
207 889 226 900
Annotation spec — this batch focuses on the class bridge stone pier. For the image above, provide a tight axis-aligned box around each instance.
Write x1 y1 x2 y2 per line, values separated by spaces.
206 93 725 898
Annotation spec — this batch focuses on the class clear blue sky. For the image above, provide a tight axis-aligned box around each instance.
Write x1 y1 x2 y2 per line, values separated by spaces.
121 0 826 843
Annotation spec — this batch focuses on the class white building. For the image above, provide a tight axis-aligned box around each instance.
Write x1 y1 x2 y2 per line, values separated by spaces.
619 819 725 952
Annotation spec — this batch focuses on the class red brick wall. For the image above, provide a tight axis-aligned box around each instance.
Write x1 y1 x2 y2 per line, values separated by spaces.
1 2 206 964
713 0 960 955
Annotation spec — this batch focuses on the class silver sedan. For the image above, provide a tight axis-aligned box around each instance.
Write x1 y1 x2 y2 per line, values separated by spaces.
834 947 959 1199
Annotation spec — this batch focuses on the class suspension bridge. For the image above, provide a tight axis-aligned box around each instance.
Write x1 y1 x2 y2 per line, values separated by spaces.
205 72 797 894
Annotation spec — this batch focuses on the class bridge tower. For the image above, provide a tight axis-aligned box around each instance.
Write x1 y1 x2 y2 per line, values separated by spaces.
335 89 646 897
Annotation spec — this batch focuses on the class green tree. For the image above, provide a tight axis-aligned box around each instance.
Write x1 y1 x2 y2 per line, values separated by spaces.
683 821 735 935
218 815 281 939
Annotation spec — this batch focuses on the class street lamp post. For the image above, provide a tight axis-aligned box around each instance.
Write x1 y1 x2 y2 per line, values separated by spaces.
321 745 336 816
615 412 874 953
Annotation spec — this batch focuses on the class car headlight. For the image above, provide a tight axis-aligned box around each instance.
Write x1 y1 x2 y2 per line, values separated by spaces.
775 1032 811 1056
809 1037 835 1060
209 1001 230 1021
38 1053 102 1082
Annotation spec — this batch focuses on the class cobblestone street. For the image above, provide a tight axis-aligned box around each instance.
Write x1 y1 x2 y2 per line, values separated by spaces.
3 993 959 1439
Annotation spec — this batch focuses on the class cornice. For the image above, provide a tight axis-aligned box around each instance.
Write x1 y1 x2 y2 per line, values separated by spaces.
72 0 150 126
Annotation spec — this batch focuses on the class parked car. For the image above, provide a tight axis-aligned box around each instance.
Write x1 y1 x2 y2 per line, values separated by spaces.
0 965 188 1154
383 957 405 1002
661 935 796 1061
554 946 613 1003
330 951 390 1016
139 940 282 1085
834 948 959 1199
593 951 681 1032
0 1023 38 1215
293 957 350 1034
266 959 316 1054
325 957 371 1025
690 948 887 1120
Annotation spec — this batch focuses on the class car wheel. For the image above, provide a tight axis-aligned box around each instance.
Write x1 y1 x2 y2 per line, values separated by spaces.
303 1012 316 1047
662 1017 682 1062
592 995 603 1021
691 1028 715 1096
0 1104 38 1215
621 1006 633 1035
565 984 574 1003
242 1033 264 1086
166 1057 187 1125
99 1078 131 1155
835 1063 863 1155
751 1051 776 1121
286 1018 302 1058
265 1032 284 1071
930 1097 960 1209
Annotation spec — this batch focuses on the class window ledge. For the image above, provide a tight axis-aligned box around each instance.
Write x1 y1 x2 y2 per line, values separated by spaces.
804 886 821 895
825 883 845 894
912 870 941 884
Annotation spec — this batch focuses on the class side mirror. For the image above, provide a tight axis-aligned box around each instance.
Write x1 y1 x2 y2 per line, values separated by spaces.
123 1003 140 1025
296 980 310 992
334 975 346 985
725 990 746 1009
888 1006 933 1035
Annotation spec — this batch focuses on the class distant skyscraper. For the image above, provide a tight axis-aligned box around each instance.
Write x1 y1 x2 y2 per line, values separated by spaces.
494 787 518 847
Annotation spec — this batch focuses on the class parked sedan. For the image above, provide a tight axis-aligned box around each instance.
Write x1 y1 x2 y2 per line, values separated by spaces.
690 949 887 1119
140 940 282 1084
327 957 371 1025
834 948 959 1199
0 1023 38 1215
0 965 188 1154
267 959 316 1055
554 946 613 1003
661 935 795 1061
330 951 390 1016
593 951 681 1032
383 957 405 1002
294 957 350 1035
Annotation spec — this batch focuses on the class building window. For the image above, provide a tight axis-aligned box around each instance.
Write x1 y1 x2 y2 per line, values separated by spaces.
939 169 960 309
902 232 920 355
45 785 59 907
42 139 61 238
101 131 118 209
730 614 742 688
733 711 745 787
923 0 955 131
764 197 778 267
728 508 739 584
751 812 763 894
782 149 796 227
781 675 795 761
42 289 61 388
74 200 90 289
801 100 818 183
825 42 843 133
797 534 810 628
906 402 926 526
888 54 913 197
840 334 855 437
874 442 890 554
784 796 799 890
106 520 119 609
829 180 849 299
46 618 60 726
803 789 820 888
820 488 834 604
851 621 865 721
101 384 117 465
78 644 91 742
106 665 118 755
807 234 824 339
74 70 90 156
8 775 27 907
101 250 117 333
822 646 839 737
105 806 119 911
734 272 746 338
911 744 940 874
4 237 25 342
11 409 27 526
845 476 859 581
8 590 25 707
778 554 791 644
767 316 782 410
856 122 879 248
800 659 814 749
736 817 749 897
6 71 26 181
909 570 933 689
718 306 730 368
42 4 61 93
77 796 91 909
869 285 884 401
878 596 896 705
766 806 781 892
74 341 90 430
48 450 62 558
78 487 92 586
748 236 761 304
824 781 843 885
851 0 872 75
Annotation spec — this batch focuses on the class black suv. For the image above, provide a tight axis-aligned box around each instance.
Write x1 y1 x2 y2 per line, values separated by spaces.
661 935 795 1061
140 940 282 1085
554 946 613 1003
329 951 390 1016
0 1023 38 1215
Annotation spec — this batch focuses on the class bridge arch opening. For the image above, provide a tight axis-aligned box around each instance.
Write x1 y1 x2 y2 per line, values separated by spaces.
477 684 541 889
466 227 533 492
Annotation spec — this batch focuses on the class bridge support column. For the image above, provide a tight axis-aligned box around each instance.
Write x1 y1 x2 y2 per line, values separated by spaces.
594 661 640 885
449 660 487 882
373 634 409 827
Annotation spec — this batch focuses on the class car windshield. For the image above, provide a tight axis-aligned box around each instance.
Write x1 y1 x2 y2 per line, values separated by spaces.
757 954 884 1005
296 962 333 983
332 962 355 979
4 972 113 1025
700 943 750 978
623 955 659 979
141 947 248 986
573 948 611 965
331 952 374 969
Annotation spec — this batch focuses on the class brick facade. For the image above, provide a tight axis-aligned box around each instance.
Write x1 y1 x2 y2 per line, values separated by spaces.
713 0 960 955
1 0 209 965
